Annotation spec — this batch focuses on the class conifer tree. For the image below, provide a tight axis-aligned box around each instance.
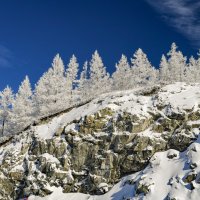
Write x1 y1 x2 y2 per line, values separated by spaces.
131 48 157 86
159 55 170 83
112 54 130 90
77 61 89 101
12 76 33 132
66 55 79 90
66 55 79 104
89 50 110 97
194 51 200 83
0 86 14 136
186 56 196 82
34 54 67 116
167 43 187 82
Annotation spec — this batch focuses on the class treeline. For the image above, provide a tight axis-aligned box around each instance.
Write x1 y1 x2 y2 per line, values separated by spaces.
0 43 199 136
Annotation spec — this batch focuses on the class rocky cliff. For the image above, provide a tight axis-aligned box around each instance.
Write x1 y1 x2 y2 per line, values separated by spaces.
1 82 200 200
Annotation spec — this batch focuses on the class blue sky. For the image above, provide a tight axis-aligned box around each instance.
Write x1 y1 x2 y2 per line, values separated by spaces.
0 0 199 91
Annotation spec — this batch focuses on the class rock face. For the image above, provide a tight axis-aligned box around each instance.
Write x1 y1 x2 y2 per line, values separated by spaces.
0 82 200 199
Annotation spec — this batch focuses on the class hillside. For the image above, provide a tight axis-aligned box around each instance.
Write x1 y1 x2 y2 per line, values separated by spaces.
1 82 200 199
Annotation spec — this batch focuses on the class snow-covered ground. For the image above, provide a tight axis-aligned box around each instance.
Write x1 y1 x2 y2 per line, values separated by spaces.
34 82 200 140
27 82 200 200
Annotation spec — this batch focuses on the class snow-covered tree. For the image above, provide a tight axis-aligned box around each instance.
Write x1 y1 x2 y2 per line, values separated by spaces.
159 55 170 83
112 54 130 90
66 55 79 90
186 51 200 83
185 56 197 82
167 43 187 82
80 61 88 84
12 76 33 132
89 50 110 97
131 48 157 86
77 61 90 102
193 51 200 83
66 55 79 104
0 86 14 136
34 54 68 116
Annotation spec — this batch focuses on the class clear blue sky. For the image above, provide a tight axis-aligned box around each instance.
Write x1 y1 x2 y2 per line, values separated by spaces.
0 0 199 91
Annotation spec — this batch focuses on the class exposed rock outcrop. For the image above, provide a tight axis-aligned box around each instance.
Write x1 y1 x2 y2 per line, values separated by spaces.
0 83 200 199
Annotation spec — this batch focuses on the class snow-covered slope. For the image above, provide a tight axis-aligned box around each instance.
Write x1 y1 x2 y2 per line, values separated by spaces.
1 82 200 200
34 82 200 139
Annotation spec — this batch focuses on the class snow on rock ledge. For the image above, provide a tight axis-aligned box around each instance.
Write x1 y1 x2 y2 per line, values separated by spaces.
1 83 200 199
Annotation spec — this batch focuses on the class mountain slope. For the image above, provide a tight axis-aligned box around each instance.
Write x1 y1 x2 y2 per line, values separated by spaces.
1 82 200 200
